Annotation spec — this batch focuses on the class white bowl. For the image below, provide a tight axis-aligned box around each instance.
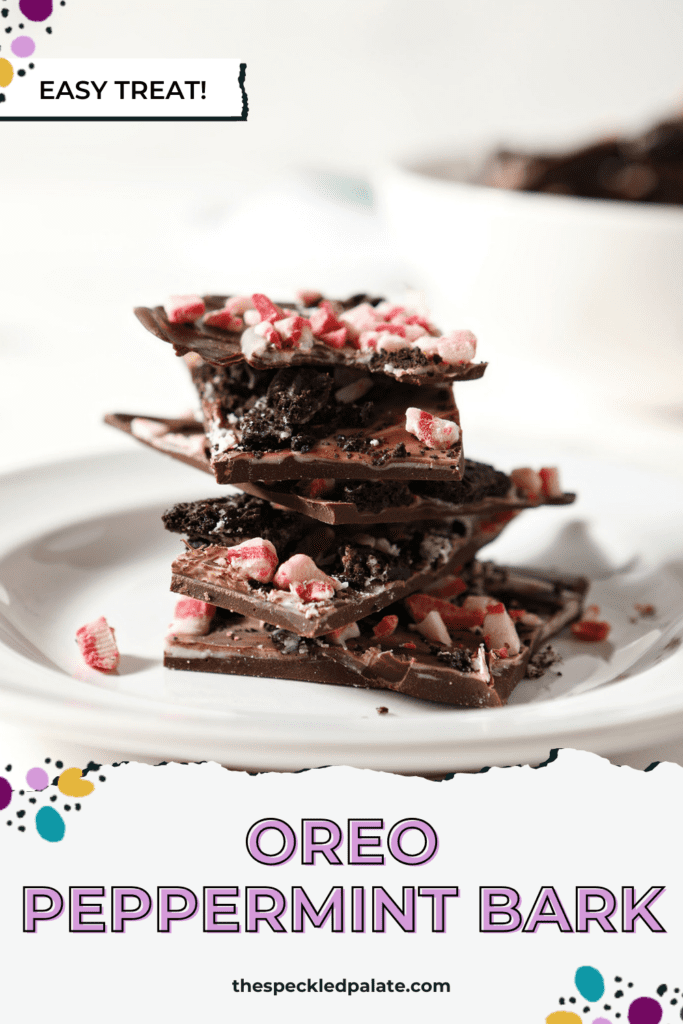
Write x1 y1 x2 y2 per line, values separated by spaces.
376 157 683 413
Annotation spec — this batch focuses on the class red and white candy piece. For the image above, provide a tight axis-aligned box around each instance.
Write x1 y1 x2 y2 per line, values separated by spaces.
405 408 460 450
214 538 278 583
273 554 340 603
373 614 399 639
570 604 611 642
416 610 452 647
296 289 323 308
168 598 216 637
405 592 485 630
539 467 563 499
417 329 477 365
164 295 206 325
252 293 285 323
482 602 521 656
425 575 467 599
203 308 244 331
326 622 361 646
301 478 336 499
510 467 543 500
76 616 120 673
225 295 255 315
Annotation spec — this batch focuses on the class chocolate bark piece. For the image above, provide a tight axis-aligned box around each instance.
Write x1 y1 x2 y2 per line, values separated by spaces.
134 294 487 386
163 562 587 707
105 414 576 525
169 515 509 638
162 493 315 550
192 356 466 484
481 114 683 204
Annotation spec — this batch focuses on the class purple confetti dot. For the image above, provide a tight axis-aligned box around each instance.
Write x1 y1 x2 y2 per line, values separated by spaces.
0 777 11 810
26 767 49 790
11 34 34 56
628 997 662 1024
18 0 52 21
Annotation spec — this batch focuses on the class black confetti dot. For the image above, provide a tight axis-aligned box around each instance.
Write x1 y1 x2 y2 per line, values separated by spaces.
615 990 624 999
44 758 51 764
55 761 63 769
615 977 622 983
583 1008 590 1014
4 26 12 33
45 25 51 32
672 1000 678 1005
28 798 35 804
75 803 81 811
49 795 57 803
18 21 22 27
4 765 11 771
16 810 25 819
0 9 7 16
99 775 106 782
559 998 565 1005
28 62 33 68
569 998 576 1004
627 983 633 988
60 1 65 4
64 805 71 812
18 790 24 796
604 1007 611 1012
0 94 5 103
6 820 11 826
659 986 668 997
18 826 25 832
675 988 680 993
17 68 25 75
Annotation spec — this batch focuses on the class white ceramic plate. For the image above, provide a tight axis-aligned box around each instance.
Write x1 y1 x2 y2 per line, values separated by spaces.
1 448 683 772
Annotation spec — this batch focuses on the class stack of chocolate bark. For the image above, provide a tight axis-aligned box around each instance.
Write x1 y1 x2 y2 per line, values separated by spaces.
108 291 586 707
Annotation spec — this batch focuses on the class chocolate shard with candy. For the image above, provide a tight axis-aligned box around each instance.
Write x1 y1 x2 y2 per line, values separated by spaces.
163 560 587 707
135 292 487 386
105 413 575 526
190 356 466 484
164 493 513 638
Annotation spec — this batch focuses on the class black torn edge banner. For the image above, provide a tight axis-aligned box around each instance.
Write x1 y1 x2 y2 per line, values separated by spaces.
0 62 248 121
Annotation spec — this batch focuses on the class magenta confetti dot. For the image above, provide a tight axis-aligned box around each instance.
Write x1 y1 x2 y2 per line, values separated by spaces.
11 35 35 56
18 0 52 21
628 997 662 1024
26 767 49 791
0 777 11 810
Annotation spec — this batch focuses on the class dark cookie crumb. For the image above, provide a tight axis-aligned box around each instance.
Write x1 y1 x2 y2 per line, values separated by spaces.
162 493 308 551
414 459 510 505
436 647 475 673
368 347 430 372
525 644 562 680
376 706 389 714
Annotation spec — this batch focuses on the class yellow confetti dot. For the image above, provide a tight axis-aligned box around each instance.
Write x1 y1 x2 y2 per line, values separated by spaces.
0 58 14 88
58 767 95 798
546 1013 583 1024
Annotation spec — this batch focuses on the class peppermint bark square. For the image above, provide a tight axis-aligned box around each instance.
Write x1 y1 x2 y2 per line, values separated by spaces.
191 357 466 484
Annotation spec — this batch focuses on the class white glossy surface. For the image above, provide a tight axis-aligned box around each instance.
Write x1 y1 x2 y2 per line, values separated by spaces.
1 448 683 772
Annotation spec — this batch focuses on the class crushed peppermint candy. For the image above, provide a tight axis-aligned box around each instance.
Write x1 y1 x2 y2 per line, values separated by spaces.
76 616 120 673
405 408 460 450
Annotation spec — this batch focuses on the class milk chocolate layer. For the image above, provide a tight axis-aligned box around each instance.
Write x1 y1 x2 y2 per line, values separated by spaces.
191 357 466 484
106 413 575 526
135 294 487 386
169 514 509 638
164 562 587 707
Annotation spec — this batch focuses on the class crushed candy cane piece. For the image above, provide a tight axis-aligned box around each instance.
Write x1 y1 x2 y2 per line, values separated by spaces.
252 294 285 323
243 309 261 326
273 315 307 348
273 553 340 592
320 326 348 349
405 408 460 450
571 620 611 642
539 467 563 498
302 478 336 498
406 592 485 630
326 622 361 646
373 614 399 639
297 289 323 307
225 296 255 315
169 598 216 636
482 603 521 655
203 308 243 331
292 579 336 602
164 295 205 324
510 467 543 500
425 575 467 599
218 538 278 583
76 616 120 673
416 610 452 646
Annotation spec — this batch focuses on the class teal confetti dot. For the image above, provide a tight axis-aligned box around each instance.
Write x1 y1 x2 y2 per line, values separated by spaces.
35 806 65 842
